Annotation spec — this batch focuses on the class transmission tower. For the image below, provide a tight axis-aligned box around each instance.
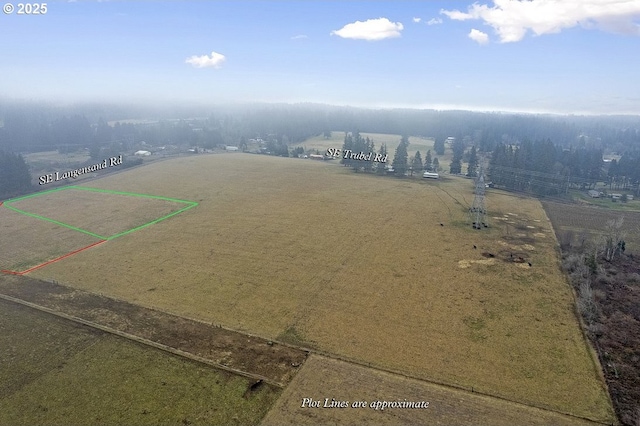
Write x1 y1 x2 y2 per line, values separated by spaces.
469 158 488 229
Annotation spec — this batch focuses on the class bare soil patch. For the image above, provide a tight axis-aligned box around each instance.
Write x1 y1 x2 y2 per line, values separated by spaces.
0 299 281 426
0 275 307 386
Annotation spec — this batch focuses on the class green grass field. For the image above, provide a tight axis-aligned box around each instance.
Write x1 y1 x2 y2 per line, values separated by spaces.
0 300 280 426
18 154 615 422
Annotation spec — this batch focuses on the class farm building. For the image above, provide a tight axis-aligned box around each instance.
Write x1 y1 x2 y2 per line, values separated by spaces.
587 190 600 198
134 150 151 156
309 154 325 160
423 171 440 179
225 146 239 151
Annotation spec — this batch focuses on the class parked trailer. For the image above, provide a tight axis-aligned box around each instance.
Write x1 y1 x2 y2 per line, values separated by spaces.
423 172 440 179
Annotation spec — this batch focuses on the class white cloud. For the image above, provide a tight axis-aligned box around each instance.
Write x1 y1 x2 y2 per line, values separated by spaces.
185 51 226 69
427 18 443 25
331 17 404 41
468 28 489 44
291 34 308 40
413 17 422 23
441 0 640 43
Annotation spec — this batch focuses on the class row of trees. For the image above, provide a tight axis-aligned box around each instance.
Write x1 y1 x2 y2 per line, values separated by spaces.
338 133 446 178
3 101 640 156
488 139 612 195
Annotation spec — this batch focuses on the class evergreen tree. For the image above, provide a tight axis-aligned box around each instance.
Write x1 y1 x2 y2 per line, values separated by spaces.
449 158 462 174
412 151 423 176
432 157 440 172
0 150 32 199
340 133 354 168
376 143 388 175
424 150 432 171
392 137 409 176
434 138 445 155
449 139 464 174
363 136 375 173
467 145 478 177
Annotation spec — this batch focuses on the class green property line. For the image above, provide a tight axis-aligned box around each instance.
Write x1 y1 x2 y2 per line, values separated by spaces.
3 185 198 240
106 202 198 240
69 185 197 205
4 185 71 204
3 204 108 240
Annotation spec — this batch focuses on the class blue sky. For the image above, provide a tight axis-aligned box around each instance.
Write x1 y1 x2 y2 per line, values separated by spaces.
2 0 640 114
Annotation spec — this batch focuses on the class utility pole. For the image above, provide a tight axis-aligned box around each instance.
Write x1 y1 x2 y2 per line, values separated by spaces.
470 157 488 229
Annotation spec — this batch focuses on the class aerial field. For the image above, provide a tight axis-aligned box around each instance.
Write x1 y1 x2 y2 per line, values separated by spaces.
0 206 101 274
261 355 598 426
0 300 281 426
21 154 615 422
542 200 640 251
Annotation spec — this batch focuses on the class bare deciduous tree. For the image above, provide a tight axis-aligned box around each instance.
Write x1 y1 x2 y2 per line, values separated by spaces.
602 217 626 262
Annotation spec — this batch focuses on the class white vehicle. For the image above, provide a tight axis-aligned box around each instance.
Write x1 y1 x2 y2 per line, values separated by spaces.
422 171 439 179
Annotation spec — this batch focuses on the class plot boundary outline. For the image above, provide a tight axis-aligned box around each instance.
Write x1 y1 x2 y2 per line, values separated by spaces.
1 186 197 275
3 185 198 240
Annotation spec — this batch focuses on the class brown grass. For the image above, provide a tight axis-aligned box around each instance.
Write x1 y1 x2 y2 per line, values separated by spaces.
7 188 189 238
261 355 599 426
0 207 100 272
0 299 280 425
27 154 615 422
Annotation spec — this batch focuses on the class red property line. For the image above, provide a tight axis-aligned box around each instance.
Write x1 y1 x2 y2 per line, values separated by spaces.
1 239 107 276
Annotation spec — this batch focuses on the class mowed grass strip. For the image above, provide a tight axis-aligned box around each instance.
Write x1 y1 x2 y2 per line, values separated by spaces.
0 299 281 426
31 154 615 421
5 187 194 239
0 207 101 272
261 355 599 426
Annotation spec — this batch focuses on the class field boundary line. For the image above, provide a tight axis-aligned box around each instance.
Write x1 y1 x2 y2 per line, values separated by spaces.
68 290 608 425
4 185 198 241
0 293 286 389
541 203 619 421
24 282 612 425
0 240 107 276
106 202 198 240
2 203 107 239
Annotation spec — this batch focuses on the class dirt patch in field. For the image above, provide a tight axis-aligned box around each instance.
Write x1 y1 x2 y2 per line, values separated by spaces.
0 275 307 386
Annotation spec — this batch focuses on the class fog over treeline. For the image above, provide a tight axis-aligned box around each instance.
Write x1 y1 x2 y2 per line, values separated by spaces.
1 100 639 154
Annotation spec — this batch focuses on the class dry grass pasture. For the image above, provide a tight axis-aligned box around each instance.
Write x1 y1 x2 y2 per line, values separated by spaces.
261 354 599 426
0 206 100 272
6 187 193 239
25 154 615 422
0 299 281 426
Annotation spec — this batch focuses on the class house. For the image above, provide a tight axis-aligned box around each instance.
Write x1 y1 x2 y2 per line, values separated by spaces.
587 190 600 198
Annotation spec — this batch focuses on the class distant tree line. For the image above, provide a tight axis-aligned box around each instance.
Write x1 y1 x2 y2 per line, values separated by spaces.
606 151 640 192
488 139 611 195
2 101 639 157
